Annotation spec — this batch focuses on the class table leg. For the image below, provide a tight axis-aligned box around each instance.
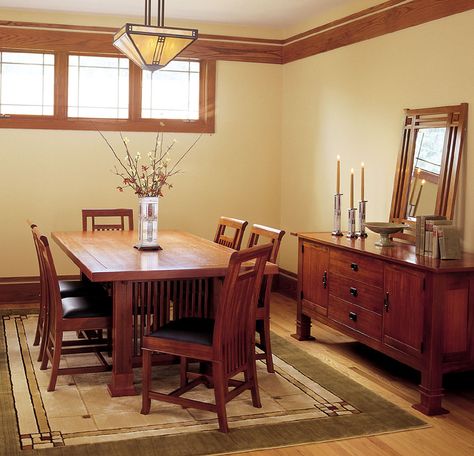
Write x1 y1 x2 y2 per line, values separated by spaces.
107 280 138 397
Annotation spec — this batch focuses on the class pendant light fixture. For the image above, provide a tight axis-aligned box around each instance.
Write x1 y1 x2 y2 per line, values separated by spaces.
113 0 198 72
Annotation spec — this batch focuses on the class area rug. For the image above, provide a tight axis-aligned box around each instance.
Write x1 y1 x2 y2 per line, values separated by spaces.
1 312 426 455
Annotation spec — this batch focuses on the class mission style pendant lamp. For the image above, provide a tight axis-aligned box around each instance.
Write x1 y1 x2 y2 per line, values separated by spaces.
113 0 198 72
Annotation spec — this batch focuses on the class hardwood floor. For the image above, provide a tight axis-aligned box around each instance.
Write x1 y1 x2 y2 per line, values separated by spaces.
242 293 474 456
5 294 473 454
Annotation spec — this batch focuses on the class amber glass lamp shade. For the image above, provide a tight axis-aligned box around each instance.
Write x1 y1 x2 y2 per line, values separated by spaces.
113 24 198 72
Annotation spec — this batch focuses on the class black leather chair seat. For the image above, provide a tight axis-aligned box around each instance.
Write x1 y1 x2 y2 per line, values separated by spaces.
59 280 107 298
62 296 112 319
150 318 215 346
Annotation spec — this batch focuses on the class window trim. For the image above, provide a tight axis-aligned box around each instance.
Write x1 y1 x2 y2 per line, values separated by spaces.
0 49 215 133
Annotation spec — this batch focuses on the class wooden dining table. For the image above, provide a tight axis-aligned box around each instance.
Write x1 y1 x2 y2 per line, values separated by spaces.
52 229 278 397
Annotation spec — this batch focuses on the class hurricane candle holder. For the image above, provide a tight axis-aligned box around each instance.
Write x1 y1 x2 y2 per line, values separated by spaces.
357 200 368 238
347 208 358 238
332 193 343 236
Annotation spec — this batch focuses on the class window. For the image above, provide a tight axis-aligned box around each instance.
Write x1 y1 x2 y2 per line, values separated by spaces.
0 52 54 115
0 47 215 133
142 60 199 120
68 55 129 119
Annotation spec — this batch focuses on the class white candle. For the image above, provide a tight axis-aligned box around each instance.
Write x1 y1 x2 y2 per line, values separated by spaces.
361 162 365 201
350 168 354 209
336 155 341 194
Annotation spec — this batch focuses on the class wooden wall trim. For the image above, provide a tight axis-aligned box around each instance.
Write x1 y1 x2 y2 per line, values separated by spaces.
0 275 77 305
282 0 474 63
1 1 472 65
273 269 297 300
283 0 408 45
0 24 283 65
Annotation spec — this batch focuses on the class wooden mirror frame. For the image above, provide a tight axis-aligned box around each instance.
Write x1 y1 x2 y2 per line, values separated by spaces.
389 103 468 240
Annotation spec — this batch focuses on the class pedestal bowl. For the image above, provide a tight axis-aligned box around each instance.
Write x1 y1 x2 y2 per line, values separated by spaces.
365 222 406 247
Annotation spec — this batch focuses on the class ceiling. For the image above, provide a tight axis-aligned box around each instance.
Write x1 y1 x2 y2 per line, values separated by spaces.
0 0 356 28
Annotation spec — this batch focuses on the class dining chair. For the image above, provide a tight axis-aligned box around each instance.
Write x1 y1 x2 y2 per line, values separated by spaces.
213 216 248 250
34 227 112 392
28 221 107 360
140 243 272 433
82 208 134 231
246 224 285 373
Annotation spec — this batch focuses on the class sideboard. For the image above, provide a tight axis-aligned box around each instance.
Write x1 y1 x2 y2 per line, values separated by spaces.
294 232 474 416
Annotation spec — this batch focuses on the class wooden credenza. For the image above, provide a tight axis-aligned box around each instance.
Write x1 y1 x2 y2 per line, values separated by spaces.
294 232 474 416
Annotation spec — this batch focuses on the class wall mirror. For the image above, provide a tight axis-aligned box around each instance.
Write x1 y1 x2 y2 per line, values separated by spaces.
389 103 468 240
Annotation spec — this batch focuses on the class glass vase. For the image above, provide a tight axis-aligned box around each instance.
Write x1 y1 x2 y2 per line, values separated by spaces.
136 196 161 250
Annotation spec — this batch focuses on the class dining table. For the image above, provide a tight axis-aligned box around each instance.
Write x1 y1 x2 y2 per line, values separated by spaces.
52 229 278 397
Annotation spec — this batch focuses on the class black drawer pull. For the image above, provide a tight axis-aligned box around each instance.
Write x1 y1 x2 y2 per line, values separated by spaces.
350 287 358 297
351 262 359 272
349 312 357 322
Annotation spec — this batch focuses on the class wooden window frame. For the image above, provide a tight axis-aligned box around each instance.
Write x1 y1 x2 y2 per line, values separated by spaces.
0 48 215 133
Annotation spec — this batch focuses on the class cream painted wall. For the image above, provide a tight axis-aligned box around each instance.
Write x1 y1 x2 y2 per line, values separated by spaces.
279 11 474 272
0 61 282 277
2 8 474 279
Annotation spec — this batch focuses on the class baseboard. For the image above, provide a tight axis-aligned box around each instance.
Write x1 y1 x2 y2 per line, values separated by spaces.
0 276 77 307
273 269 297 300
1 271 298 306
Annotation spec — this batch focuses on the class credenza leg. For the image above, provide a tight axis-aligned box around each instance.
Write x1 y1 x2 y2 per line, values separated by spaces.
412 371 448 416
292 313 315 341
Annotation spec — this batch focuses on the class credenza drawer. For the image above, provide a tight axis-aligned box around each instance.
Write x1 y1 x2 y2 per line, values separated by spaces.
328 295 382 341
329 250 383 288
329 273 383 314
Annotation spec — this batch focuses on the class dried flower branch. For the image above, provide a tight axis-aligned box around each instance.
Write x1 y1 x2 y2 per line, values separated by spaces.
99 131 202 197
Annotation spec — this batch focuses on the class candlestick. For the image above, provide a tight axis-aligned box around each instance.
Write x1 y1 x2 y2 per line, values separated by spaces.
332 193 343 236
350 168 354 209
413 179 425 215
357 200 368 238
361 162 365 201
336 155 341 194
409 168 420 204
347 208 358 238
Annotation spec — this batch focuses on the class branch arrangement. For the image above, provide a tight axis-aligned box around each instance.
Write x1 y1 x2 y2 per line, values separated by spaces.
99 131 202 197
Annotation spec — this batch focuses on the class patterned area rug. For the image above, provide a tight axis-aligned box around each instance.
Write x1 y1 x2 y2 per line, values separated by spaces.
1 313 426 455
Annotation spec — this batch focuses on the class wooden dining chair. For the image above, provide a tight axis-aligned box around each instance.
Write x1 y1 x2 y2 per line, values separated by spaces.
28 221 107 360
247 224 285 373
141 243 272 433
82 208 134 231
34 227 112 391
213 216 248 250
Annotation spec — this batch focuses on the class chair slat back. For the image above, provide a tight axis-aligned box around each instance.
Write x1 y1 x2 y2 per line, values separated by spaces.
33 227 63 333
213 244 272 376
29 221 49 326
246 224 285 263
82 208 134 231
213 216 248 250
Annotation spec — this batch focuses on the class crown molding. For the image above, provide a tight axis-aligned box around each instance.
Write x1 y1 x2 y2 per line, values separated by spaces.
0 0 472 65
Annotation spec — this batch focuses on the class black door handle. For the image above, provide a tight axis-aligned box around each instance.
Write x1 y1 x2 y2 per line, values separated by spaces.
349 312 357 322
384 292 390 312
322 271 328 289
350 287 358 297
351 263 359 272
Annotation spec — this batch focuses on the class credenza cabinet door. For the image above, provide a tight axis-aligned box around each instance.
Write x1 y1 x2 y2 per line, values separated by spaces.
301 242 329 316
383 264 425 358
